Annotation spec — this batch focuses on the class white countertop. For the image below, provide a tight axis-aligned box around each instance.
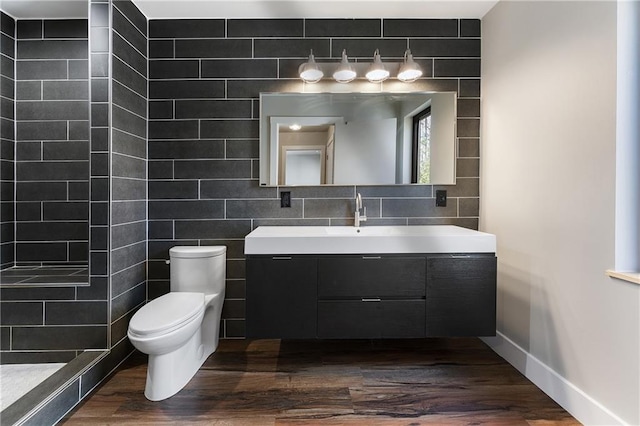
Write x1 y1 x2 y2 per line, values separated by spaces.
244 225 496 255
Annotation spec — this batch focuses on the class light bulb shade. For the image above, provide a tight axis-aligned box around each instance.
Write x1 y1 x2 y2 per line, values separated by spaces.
365 49 389 83
397 49 423 82
332 49 357 83
298 51 324 83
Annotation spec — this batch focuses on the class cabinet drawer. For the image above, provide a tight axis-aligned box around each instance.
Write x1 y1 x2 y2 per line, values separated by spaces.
318 300 425 338
318 257 426 298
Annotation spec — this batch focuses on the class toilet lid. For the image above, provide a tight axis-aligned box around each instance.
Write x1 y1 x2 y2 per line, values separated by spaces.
129 292 204 336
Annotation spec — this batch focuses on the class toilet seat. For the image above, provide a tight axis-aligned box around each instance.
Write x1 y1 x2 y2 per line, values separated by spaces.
129 292 204 338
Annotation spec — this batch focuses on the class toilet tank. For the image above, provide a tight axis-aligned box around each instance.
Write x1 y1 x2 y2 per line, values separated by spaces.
169 246 226 295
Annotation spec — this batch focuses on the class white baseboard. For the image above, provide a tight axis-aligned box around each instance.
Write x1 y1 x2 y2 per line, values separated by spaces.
481 332 626 426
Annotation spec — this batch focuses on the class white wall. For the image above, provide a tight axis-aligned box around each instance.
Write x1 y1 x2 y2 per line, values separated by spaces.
481 2 639 425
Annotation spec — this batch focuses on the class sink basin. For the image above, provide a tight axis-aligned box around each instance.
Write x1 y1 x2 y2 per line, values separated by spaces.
244 225 496 255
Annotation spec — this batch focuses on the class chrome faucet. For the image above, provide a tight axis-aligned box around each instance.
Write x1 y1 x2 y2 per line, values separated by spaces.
354 193 367 227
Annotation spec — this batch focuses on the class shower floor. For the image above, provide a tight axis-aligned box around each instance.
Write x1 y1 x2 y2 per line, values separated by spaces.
0 363 65 411
0 265 88 286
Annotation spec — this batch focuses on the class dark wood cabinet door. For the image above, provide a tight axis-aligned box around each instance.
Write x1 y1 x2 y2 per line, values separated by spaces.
246 256 317 339
426 255 497 336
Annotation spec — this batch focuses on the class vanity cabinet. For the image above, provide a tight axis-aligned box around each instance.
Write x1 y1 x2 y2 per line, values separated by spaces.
317 256 426 338
245 256 317 339
245 253 496 339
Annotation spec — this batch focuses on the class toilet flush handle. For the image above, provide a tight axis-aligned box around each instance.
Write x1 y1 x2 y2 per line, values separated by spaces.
165 259 170 265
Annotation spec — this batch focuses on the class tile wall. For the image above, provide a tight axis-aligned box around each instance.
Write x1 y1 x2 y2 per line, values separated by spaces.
147 18 482 338
14 19 89 265
1 11 15 269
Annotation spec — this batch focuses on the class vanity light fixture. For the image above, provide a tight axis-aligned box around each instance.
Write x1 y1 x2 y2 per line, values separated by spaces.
332 49 357 83
298 50 324 83
365 49 390 83
397 49 423 83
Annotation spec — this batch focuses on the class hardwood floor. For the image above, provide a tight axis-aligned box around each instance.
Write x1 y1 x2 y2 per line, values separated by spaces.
61 338 580 425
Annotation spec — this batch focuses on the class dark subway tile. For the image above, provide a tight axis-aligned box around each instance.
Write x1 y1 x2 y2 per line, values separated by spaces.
44 81 88 100
306 19 381 37
228 19 303 37
226 79 301 98
112 177 146 201
331 38 407 58
460 19 481 37
91 202 109 226
148 160 173 179
111 282 145 320
174 159 252 179
200 119 258 139
459 197 480 217
91 27 109 53
200 180 275 199
1 55 14 79
91 53 109 77
176 100 252 119
16 202 41 221
149 59 199 79
16 60 67 80
113 0 147 36
174 219 251 240
91 103 109 127
16 81 41 101
112 129 146 159
435 177 479 197
45 301 107 325
227 199 302 219
175 39 252 59
0 302 43 325
149 39 174 59
69 59 89 78
2 11 15 36
91 79 109 102
17 161 88 181
90 251 108 275
17 121 67 141
457 118 480 137
113 7 146 55
201 59 278 78
16 142 41 161
0 76 13 99
0 287 75 301
221 299 245 320
21 379 81 426
16 100 88 120
17 222 88 241
111 241 146 274
1 33 14 58
112 81 146 118
77 276 108 300
112 153 145 179
434 58 480 77
16 182 67 201
148 120 199 140
149 200 224 220
149 80 225 100
226 139 258 159
457 98 480 118
382 198 457 218
112 32 146 76
12 326 107 350
254 38 330 58
16 242 68 262
17 40 88 59
383 19 458 37
91 152 109 177
112 57 146 94
149 19 224 39
111 200 146 225
458 138 480 158
357 185 431 198
112 221 146 250
149 100 173 119
304 198 374 219
17 20 42 39
409 39 481 58
460 79 480 97
44 19 88 38
43 202 88 221
91 178 109 202
69 181 89 201
148 180 199 200
90 226 108 250
112 105 146 138
456 158 480 178
149 138 226 161
148 220 174 239
111 261 146 299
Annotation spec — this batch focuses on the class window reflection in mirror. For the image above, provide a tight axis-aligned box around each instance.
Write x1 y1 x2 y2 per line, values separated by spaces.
260 92 456 186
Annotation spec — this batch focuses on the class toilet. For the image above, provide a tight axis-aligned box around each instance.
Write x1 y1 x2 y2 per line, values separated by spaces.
127 246 226 401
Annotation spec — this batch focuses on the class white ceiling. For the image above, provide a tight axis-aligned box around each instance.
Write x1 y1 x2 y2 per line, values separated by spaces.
1 0 498 20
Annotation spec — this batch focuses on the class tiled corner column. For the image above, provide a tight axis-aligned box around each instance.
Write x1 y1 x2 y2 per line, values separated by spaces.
0 11 15 269
147 18 482 338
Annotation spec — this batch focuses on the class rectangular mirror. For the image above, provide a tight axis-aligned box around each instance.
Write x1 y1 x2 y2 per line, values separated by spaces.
259 92 457 186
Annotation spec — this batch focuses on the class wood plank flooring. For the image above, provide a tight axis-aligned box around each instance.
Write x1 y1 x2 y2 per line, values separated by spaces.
61 338 580 425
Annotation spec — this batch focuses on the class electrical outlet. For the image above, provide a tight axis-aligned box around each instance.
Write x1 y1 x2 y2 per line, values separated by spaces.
435 190 447 207
280 191 291 208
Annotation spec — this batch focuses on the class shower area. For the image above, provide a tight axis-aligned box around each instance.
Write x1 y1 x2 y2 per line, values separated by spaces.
1 0 148 423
